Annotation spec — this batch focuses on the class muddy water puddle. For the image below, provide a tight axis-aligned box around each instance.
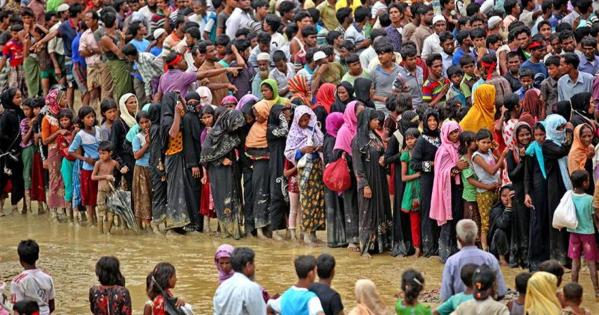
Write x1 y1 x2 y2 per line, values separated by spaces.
1 214 598 314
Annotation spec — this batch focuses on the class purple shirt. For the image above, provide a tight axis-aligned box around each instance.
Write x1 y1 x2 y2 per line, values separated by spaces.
440 246 507 301
20 118 32 148
157 69 197 97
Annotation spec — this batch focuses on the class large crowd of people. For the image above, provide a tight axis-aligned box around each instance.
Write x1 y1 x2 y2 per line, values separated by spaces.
2 0 599 311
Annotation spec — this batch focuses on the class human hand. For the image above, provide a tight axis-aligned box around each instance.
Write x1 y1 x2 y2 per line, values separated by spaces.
222 158 232 166
456 159 469 170
226 67 242 76
378 156 385 166
363 186 372 199
120 166 129 174
59 129 69 136
55 66 62 78
191 166 201 178
228 84 238 94
201 176 207 184
175 297 185 308
85 157 96 165
106 174 115 181
301 146 315 154
524 194 533 208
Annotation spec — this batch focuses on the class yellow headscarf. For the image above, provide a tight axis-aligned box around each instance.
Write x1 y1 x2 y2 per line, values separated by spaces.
459 84 496 133
524 272 561 315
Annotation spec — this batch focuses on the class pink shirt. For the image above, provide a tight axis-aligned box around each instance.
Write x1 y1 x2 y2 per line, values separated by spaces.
78 28 101 65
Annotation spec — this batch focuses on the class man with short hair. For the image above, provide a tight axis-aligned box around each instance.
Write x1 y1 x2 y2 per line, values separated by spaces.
558 52 594 102
421 14 446 59
213 247 266 315
410 4 433 55
309 254 344 315
577 36 599 75
226 0 253 39
440 219 507 302
395 44 424 111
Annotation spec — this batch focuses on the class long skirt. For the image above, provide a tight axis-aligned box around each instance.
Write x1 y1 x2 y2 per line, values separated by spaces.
325 187 347 247
0 152 24 205
60 159 73 203
23 55 40 97
164 153 191 229
209 163 242 239
299 156 326 233
200 176 216 218
21 145 34 190
30 151 46 202
107 59 133 102
133 165 152 221
71 159 82 209
438 183 464 262
252 159 270 229
46 148 65 209
150 163 167 223
242 164 254 233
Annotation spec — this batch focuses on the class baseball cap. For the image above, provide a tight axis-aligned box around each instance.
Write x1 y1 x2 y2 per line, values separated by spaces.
56 3 70 12
153 28 166 40
488 16 502 29
313 51 327 62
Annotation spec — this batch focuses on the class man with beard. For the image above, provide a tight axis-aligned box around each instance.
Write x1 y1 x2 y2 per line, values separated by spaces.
409 4 433 55
252 52 270 98
198 41 237 104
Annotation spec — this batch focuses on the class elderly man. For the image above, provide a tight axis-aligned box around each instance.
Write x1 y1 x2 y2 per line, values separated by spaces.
213 248 266 314
440 219 507 302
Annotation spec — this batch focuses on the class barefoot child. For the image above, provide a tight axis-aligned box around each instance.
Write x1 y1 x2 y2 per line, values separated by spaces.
507 272 532 315
560 282 591 315
150 262 190 314
395 269 431 314
56 109 77 223
400 128 422 257
284 158 301 241
19 99 35 214
568 170 599 297
199 106 216 232
69 106 101 226
91 141 127 234
132 112 153 230
434 263 477 315
99 99 118 141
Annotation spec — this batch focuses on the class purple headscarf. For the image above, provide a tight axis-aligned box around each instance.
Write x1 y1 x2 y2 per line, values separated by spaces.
284 105 324 163
333 101 358 156
236 94 259 110
214 244 235 283
325 112 344 137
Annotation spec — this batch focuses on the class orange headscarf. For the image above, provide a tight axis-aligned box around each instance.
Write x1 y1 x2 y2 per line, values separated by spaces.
245 101 271 148
459 84 496 133
568 124 594 174
288 74 312 106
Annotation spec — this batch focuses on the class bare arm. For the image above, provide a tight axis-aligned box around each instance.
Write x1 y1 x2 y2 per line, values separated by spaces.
401 160 421 182
169 105 182 138
472 153 505 176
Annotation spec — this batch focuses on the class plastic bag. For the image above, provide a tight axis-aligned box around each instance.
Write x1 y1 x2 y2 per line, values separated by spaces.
323 153 351 192
552 190 578 230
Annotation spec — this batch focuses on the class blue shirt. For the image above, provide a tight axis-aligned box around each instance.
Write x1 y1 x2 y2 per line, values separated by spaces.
150 46 162 57
577 52 599 76
71 32 85 66
132 133 150 167
520 60 547 79
557 71 594 102
569 193 595 234
58 19 78 56
452 47 474 66
68 127 101 171
129 38 150 53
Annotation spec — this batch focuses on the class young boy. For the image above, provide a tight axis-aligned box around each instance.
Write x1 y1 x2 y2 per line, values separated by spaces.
445 65 467 107
452 265 509 314
459 54 478 102
267 255 325 314
561 282 591 315
434 263 477 315
309 254 344 315
568 170 599 297
341 53 369 85
13 300 40 315
503 52 522 92
269 50 295 97
422 53 450 107
507 272 532 315
515 68 535 100
91 141 127 234
10 240 55 315
1 23 25 90
540 55 560 114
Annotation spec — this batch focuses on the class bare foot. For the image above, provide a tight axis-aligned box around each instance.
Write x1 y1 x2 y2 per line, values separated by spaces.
499 256 509 266
414 248 422 257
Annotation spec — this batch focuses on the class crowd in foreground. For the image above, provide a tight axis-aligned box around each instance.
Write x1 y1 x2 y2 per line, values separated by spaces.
1 220 597 315
3 0 599 303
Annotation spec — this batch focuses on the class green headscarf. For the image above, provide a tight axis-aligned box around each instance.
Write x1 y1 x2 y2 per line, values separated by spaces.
261 78 283 106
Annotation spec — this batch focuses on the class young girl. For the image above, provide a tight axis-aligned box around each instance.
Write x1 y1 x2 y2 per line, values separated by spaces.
99 99 118 142
471 128 506 251
323 112 347 247
459 131 482 231
144 273 158 315
56 109 77 224
395 269 431 314
150 262 189 315
400 128 422 257
29 97 46 215
19 99 35 214
89 256 132 315
69 106 101 226
132 111 153 230
284 156 301 241
199 106 216 232
488 185 514 265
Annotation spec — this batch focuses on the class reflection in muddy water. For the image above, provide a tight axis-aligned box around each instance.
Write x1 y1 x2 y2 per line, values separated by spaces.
1 215 598 314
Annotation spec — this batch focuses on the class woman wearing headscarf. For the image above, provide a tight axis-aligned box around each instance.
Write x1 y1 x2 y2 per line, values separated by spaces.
284 105 326 244
354 78 376 109
288 74 312 106
40 87 67 219
543 114 572 266
386 110 420 256
331 81 355 113
334 101 360 250
0 88 25 215
221 95 238 108
410 109 441 257
524 271 561 315
238 98 257 234
460 84 496 133
267 104 292 240
312 82 336 128
214 244 235 284
521 89 544 122
181 92 204 231
147 104 167 230
196 86 214 107
352 108 392 256
570 92 596 130
347 279 393 315
430 121 465 262
554 100 572 122
323 112 347 248
568 124 594 194
505 122 533 268
111 93 139 192
235 94 258 111
524 122 550 270
201 109 246 239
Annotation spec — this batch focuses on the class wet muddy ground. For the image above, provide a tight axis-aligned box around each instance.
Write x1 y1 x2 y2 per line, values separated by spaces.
1 214 598 314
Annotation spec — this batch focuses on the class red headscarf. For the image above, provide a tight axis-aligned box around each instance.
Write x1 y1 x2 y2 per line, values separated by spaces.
316 83 336 113
288 75 312 106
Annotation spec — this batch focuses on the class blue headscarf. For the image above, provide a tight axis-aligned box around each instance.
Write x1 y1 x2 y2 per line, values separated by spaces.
525 121 547 179
125 103 152 142
544 114 572 190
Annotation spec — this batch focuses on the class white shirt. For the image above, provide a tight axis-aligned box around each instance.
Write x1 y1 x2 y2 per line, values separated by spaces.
213 272 266 315
360 46 377 69
225 8 254 40
138 5 154 22
11 269 55 315
421 33 441 59
47 22 64 55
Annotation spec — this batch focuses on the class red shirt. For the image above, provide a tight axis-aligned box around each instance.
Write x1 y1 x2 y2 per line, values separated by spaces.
2 39 24 67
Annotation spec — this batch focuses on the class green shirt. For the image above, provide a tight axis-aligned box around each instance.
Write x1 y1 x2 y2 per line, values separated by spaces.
461 156 477 202
569 193 595 234
395 299 431 315
435 292 474 315
341 70 370 85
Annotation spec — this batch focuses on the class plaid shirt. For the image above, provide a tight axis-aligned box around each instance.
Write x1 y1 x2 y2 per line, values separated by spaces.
136 52 164 95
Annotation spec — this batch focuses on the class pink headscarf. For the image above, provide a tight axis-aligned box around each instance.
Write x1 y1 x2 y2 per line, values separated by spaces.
45 89 61 116
221 95 238 106
214 244 235 283
334 101 358 155
430 121 461 226
325 112 344 137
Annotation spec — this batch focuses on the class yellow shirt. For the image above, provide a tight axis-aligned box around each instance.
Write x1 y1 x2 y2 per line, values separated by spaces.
317 1 340 31
335 0 360 12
